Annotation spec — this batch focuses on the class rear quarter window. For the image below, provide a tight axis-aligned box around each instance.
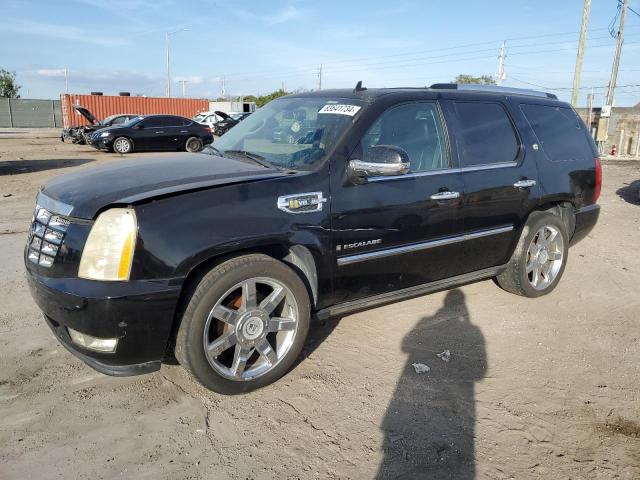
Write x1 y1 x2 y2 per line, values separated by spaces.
520 104 593 162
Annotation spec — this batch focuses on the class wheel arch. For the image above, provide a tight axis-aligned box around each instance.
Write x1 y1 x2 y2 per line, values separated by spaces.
165 243 319 358
533 200 576 238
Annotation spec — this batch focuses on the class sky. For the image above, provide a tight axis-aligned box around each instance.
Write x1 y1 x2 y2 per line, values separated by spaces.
1 0 639 107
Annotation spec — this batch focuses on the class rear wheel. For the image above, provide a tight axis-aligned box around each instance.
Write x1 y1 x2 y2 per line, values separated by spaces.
175 254 310 394
113 137 132 154
185 136 203 152
496 211 569 297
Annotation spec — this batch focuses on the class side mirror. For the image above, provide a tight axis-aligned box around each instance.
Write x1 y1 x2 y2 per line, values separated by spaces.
347 145 410 184
134 124 144 130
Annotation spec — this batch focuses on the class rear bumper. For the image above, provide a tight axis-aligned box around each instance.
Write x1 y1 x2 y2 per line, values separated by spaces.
571 204 600 245
26 267 183 376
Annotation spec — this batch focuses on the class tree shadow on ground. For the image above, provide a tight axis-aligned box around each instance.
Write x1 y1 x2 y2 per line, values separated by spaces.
377 289 486 479
616 180 640 205
0 159 94 175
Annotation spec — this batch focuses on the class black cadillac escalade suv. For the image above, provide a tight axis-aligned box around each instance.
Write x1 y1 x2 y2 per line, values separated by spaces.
25 83 601 394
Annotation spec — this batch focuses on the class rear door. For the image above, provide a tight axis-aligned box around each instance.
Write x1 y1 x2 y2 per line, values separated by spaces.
331 100 466 302
442 99 540 272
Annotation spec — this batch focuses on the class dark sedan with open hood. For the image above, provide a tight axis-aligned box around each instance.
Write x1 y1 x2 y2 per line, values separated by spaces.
61 106 136 144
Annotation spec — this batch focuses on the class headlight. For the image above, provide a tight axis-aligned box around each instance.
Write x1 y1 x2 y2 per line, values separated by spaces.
100 131 111 137
78 208 137 281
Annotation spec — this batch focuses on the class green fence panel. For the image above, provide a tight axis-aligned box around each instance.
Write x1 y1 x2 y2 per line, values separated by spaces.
0 98 11 128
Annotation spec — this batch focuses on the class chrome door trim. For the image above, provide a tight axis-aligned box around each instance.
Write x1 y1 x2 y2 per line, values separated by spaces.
337 225 514 266
366 161 518 183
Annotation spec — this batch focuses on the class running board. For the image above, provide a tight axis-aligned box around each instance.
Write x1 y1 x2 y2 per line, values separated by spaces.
315 265 506 320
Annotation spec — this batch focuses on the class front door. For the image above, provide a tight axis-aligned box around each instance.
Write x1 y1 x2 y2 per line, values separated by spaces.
331 101 466 303
442 99 540 272
134 117 165 150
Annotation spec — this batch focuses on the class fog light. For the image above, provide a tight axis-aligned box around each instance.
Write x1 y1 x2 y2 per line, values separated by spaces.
68 328 118 353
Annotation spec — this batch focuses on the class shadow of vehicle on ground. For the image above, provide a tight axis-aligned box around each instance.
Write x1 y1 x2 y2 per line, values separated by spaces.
0 158 94 175
616 180 640 205
377 289 486 479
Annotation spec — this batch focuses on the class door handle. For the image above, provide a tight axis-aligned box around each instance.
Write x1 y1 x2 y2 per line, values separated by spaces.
155 130 164 134
513 179 537 188
430 191 460 200
180 130 188 133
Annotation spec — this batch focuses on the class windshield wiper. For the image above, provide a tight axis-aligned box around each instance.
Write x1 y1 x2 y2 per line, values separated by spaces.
207 145 226 157
223 150 277 169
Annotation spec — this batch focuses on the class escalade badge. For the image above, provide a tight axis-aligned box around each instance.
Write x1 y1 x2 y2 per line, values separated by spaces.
277 192 327 214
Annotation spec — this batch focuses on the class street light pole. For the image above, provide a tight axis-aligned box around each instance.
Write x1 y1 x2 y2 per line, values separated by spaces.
166 27 189 98
166 32 170 97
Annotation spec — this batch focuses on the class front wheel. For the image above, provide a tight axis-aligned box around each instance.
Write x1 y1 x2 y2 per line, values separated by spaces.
113 137 132 154
175 254 310 394
496 211 569 297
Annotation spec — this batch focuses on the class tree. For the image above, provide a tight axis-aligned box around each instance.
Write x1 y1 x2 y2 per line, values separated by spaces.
453 74 495 85
0 68 21 98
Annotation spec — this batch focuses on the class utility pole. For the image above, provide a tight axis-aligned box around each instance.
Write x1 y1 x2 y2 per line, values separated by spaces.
317 64 323 90
179 80 189 98
606 0 628 107
220 77 226 98
64 68 68 93
586 88 594 133
571 0 591 106
496 41 506 86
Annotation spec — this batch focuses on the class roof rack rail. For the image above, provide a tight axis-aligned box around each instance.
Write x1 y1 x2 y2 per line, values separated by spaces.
429 83 558 100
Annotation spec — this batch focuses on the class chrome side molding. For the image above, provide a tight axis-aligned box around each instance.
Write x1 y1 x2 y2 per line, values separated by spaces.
337 225 514 266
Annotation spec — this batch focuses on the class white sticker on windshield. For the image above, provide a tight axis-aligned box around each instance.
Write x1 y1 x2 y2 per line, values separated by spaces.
318 104 361 116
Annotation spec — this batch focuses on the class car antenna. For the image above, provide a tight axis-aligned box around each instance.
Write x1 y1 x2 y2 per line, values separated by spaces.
354 80 367 93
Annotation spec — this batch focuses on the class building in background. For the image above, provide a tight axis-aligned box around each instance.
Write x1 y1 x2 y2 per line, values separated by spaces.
576 102 640 156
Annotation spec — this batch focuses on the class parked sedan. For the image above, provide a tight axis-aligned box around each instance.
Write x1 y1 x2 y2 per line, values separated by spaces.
90 114 214 153
213 111 251 136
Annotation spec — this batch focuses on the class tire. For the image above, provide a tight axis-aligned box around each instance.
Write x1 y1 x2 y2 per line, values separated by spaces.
175 254 311 394
113 137 133 154
185 136 203 153
495 211 569 298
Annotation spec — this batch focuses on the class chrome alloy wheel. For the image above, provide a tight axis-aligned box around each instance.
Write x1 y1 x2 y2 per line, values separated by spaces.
203 277 299 381
114 138 131 153
526 225 564 291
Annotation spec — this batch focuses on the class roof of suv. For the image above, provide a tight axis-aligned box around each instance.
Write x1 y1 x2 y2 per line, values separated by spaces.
288 83 561 103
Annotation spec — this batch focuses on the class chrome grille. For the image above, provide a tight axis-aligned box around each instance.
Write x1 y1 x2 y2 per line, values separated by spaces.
27 205 70 268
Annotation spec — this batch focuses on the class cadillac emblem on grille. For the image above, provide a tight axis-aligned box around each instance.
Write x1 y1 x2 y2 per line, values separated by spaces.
27 204 70 268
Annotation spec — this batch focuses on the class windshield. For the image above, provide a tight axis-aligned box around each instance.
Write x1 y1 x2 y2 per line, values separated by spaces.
215 97 364 170
122 116 145 128
230 113 246 120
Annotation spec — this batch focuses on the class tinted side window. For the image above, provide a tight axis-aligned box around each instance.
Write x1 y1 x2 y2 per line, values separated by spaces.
453 102 519 166
361 102 448 172
141 117 163 128
111 116 127 125
162 116 183 127
520 104 593 162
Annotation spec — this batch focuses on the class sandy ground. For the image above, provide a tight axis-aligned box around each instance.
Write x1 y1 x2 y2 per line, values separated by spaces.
1 129 639 479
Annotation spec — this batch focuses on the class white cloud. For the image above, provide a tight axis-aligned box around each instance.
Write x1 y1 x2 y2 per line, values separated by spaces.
34 69 67 77
2 20 128 46
228 5 307 26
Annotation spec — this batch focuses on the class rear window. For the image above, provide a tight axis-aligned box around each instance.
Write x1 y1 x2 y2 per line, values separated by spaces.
520 104 593 162
453 102 519 167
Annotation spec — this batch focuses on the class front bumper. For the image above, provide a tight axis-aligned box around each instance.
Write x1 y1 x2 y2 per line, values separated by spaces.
26 267 183 376
571 204 600 245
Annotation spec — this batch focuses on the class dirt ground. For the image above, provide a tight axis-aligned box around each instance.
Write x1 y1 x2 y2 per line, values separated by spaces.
1 129 639 479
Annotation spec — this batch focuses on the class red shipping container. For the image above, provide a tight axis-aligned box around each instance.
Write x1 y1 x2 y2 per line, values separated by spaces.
60 94 209 129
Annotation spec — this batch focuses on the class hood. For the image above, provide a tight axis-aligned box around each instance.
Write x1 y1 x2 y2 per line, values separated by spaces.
73 105 98 125
214 110 231 120
41 153 285 219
